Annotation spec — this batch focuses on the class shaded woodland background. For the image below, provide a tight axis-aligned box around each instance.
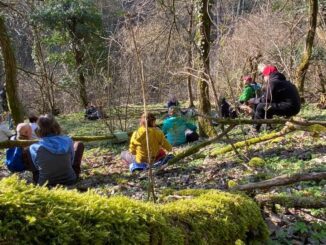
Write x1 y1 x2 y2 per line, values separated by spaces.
1 0 326 117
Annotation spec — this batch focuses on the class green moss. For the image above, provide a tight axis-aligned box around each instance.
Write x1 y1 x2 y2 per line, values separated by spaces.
211 132 281 156
248 157 266 168
0 176 268 244
228 180 238 188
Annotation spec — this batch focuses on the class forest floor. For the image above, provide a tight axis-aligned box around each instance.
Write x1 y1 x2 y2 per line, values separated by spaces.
0 103 325 244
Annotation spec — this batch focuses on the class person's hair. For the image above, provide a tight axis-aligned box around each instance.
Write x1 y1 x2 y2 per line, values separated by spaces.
16 123 32 140
28 114 38 123
140 113 156 127
36 114 62 137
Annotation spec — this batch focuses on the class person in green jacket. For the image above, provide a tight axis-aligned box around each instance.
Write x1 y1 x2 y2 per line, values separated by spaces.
239 76 255 104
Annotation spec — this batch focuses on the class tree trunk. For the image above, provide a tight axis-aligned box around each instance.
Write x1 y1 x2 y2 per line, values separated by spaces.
69 20 88 108
317 64 326 93
187 1 194 108
0 16 24 126
196 0 216 137
294 0 318 97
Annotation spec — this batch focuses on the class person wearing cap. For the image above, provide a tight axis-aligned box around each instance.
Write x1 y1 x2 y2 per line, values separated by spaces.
239 76 256 104
249 65 301 131
162 106 198 146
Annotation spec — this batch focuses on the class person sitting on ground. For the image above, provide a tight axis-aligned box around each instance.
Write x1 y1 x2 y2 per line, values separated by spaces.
121 112 172 172
5 123 38 179
167 95 179 108
249 65 301 131
85 103 99 120
28 113 39 139
162 106 198 146
29 114 84 186
0 114 13 142
239 76 256 104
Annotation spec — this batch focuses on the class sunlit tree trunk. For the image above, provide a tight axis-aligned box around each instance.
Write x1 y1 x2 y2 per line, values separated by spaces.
0 16 23 126
187 1 194 108
196 0 217 137
294 0 318 97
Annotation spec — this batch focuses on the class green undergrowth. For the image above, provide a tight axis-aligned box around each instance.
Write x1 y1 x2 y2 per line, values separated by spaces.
58 113 109 136
0 176 268 244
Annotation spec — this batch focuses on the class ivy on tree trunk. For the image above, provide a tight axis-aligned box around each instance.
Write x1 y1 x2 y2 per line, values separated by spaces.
0 16 24 126
294 0 318 97
196 0 217 137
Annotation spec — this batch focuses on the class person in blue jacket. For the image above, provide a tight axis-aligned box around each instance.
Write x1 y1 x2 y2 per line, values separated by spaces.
162 106 198 146
29 114 84 186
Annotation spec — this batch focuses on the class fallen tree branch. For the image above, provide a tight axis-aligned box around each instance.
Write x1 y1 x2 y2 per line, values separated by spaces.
255 194 326 209
233 171 326 191
0 132 134 148
196 114 326 127
210 128 293 156
155 125 235 172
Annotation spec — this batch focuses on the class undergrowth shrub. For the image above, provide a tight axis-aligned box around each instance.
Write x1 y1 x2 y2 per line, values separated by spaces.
0 176 268 244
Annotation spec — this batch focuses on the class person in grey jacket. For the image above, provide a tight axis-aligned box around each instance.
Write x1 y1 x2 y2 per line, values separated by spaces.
29 114 84 186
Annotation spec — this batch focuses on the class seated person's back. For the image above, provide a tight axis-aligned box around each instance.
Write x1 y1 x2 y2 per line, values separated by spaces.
130 113 172 164
29 114 76 186
162 106 197 146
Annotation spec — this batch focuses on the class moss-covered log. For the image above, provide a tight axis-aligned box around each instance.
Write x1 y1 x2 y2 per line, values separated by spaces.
0 16 24 125
233 171 326 191
210 129 292 156
0 132 134 149
0 176 268 244
255 194 326 209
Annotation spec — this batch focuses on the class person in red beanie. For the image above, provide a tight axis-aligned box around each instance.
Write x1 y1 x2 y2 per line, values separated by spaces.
249 65 301 131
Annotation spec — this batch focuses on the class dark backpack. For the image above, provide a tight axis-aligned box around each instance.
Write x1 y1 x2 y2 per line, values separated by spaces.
250 83 262 98
5 147 26 172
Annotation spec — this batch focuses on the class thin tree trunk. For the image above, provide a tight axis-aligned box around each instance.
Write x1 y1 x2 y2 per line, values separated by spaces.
294 0 318 97
317 64 326 93
0 16 24 126
187 1 194 108
196 0 217 137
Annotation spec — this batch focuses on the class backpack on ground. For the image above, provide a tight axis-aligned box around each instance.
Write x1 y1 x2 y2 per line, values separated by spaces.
5 147 26 172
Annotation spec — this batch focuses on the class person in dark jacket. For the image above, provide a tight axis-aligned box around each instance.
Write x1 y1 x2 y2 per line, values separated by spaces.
29 114 84 186
167 95 179 108
249 65 301 131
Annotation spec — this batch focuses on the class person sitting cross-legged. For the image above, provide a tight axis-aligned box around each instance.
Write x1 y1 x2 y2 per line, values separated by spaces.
121 113 172 172
29 114 84 186
162 106 199 146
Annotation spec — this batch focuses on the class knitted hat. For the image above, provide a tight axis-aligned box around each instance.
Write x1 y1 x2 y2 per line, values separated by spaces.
262 65 278 76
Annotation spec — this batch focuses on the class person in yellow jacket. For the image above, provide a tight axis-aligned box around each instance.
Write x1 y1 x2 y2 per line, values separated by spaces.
121 113 172 172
